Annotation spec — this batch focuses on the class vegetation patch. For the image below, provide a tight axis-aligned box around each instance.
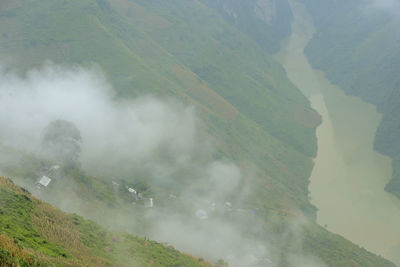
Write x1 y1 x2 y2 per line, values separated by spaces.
0 177 213 266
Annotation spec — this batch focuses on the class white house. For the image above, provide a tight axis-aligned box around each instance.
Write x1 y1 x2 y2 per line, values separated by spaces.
127 187 137 195
36 176 52 189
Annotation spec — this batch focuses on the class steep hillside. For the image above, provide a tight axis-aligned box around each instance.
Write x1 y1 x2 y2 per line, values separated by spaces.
1 173 394 267
0 0 318 219
0 0 396 266
199 0 293 53
299 0 400 198
109 0 316 157
0 177 215 267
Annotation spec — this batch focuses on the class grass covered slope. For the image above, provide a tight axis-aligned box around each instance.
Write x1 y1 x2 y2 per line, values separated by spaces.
0 0 317 158
111 0 317 157
198 0 293 54
0 0 319 217
0 0 395 266
0 177 214 267
298 0 400 198
301 225 395 267
1 146 394 266
0 174 394 267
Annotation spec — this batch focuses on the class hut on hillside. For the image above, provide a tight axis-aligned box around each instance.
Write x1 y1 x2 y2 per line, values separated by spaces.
36 176 52 189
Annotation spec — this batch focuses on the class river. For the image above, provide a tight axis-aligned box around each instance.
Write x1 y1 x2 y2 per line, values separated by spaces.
276 1 400 264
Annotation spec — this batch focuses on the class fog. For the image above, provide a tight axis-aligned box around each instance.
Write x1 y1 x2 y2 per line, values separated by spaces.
0 63 325 266
0 63 210 170
365 0 400 15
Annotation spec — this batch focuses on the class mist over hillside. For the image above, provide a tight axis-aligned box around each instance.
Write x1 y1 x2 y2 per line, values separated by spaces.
0 0 398 266
0 63 330 267
0 176 218 266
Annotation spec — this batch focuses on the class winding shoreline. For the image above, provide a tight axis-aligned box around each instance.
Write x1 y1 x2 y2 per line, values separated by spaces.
277 1 400 264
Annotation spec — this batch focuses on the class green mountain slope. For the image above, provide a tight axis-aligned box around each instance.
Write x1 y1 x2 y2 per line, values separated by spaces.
0 177 214 267
198 0 293 54
298 0 400 199
0 0 396 266
111 0 317 157
0 0 318 218
1 172 393 267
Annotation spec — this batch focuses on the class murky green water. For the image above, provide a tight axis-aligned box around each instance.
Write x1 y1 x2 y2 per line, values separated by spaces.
277 2 400 264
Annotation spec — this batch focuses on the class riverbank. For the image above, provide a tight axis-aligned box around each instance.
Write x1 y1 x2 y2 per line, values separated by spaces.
276 1 400 264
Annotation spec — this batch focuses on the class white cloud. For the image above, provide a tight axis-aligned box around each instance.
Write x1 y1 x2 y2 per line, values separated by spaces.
0 62 326 267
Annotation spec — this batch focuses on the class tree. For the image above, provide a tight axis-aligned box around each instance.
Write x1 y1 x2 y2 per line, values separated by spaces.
42 120 82 167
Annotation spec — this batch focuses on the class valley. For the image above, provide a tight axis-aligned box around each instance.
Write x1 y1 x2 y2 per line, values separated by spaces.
278 2 400 264
0 0 399 266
